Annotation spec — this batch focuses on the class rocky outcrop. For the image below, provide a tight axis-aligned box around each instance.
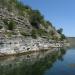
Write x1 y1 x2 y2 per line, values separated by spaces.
0 7 32 33
0 0 67 55
0 0 61 37
0 35 66 55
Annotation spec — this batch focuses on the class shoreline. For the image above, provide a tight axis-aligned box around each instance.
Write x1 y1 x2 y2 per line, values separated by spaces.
0 45 69 57
0 37 70 57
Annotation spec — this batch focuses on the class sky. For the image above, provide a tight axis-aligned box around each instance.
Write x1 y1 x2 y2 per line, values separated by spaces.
20 0 75 37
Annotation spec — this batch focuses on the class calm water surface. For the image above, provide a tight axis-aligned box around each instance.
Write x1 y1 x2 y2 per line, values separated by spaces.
0 48 75 75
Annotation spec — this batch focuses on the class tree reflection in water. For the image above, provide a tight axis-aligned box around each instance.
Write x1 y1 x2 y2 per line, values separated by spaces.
0 48 66 75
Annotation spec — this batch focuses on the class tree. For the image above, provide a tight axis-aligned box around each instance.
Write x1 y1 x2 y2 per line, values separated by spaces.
30 10 44 23
29 10 44 29
46 21 53 27
60 34 66 41
57 28 63 34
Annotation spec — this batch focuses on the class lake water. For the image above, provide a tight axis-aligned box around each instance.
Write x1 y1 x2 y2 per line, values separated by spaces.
0 48 75 75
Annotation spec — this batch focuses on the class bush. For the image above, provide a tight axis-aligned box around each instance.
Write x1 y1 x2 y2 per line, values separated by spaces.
31 21 40 29
50 30 55 36
3 19 8 25
0 26 3 29
57 28 66 40
57 28 63 34
20 32 29 36
37 29 47 36
31 30 37 39
5 32 12 37
46 21 53 27
31 10 44 22
3 19 16 30
8 21 16 30
60 34 66 41
29 10 44 26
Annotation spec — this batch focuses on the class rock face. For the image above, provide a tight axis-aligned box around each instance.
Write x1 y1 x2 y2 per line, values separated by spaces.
0 6 32 34
0 36 65 55
0 0 63 55
0 0 61 37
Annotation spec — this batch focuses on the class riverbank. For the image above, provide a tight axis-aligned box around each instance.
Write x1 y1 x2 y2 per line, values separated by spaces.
0 37 69 56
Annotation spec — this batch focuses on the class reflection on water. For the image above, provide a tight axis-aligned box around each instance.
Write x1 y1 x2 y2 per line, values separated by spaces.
0 48 66 75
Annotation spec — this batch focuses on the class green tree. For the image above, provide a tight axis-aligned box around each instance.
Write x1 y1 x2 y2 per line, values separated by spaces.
46 21 53 27
60 34 66 41
57 28 63 34
29 10 44 28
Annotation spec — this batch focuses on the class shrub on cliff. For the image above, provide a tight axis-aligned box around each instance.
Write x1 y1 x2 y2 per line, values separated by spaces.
0 26 3 29
29 10 44 29
57 28 66 40
57 28 63 34
31 29 37 39
60 34 66 41
3 19 16 30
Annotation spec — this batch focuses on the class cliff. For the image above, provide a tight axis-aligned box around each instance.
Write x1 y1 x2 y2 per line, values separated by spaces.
0 0 61 38
0 0 66 55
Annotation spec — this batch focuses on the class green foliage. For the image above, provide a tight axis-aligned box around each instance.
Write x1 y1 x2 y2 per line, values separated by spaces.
15 0 26 11
3 19 8 25
14 0 32 15
5 31 17 37
37 29 47 36
51 36 59 41
8 21 15 30
60 34 66 41
0 0 8 6
57 28 66 40
31 21 40 29
50 30 55 36
20 32 29 36
24 5 32 10
29 10 44 28
57 28 63 34
46 21 53 27
31 10 44 22
31 29 50 39
0 26 3 29
31 29 37 39
3 19 16 30
41 20 48 28
5 32 12 37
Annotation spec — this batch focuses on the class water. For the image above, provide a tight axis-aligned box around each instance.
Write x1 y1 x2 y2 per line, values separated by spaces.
0 48 75 75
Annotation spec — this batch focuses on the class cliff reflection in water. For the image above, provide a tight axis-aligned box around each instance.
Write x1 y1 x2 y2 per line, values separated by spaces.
0 48 66 75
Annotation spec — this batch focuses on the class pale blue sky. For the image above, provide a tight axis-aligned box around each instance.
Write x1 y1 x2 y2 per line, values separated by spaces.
20 0 75 37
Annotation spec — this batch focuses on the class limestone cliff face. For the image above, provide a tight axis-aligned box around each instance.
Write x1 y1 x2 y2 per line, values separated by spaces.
0 0 61 39
0 0 63 55
0 1 32 35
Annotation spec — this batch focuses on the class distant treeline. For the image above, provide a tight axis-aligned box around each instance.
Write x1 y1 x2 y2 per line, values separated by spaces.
68 37 75 47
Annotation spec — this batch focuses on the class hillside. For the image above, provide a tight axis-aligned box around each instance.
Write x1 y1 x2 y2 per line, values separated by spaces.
0 0 67 55
0 0 62 39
